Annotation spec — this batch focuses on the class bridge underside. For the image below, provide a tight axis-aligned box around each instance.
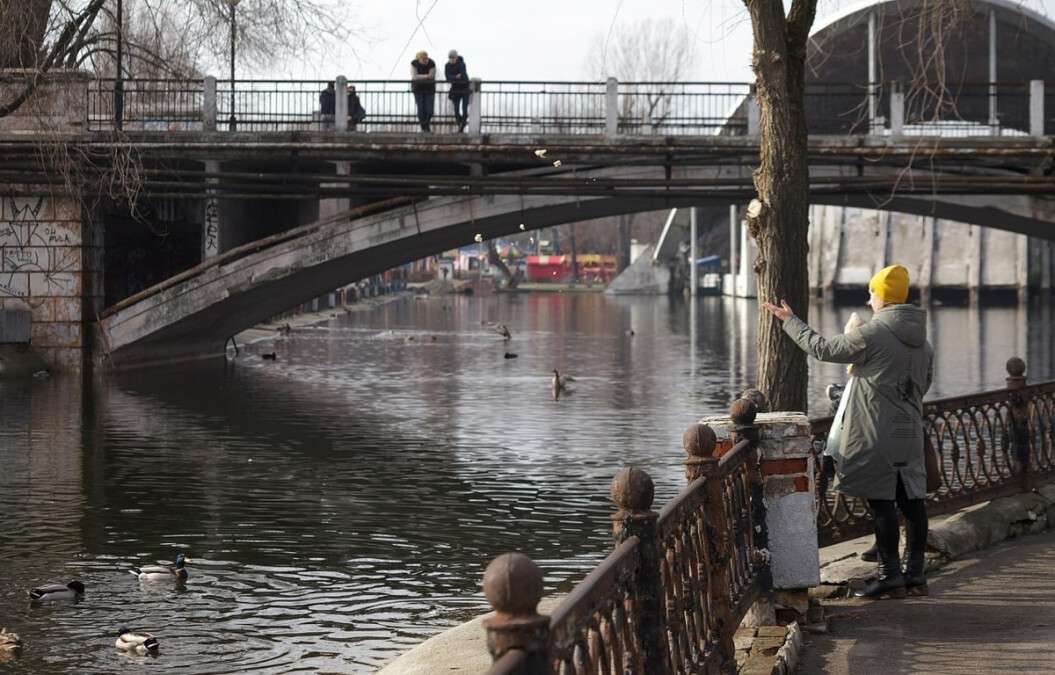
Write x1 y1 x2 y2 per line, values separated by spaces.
98 158 1055 367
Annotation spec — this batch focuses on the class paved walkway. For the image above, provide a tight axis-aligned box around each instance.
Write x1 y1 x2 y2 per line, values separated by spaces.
799 529 1055 674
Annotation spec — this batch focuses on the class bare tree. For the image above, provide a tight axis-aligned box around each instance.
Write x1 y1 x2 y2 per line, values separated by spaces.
0 0 356 117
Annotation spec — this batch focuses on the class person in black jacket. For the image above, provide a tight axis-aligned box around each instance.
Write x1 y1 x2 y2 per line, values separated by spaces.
347 84 367 131
410 50 437 132
319 82 336 128
445 49 470 132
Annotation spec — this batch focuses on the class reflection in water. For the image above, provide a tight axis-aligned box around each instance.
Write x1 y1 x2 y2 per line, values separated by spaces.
1 295 1052 673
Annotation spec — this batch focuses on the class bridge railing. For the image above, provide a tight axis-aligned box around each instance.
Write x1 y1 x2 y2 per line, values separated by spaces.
81 76 1050 138
480 400 767 674
813 356 1055 546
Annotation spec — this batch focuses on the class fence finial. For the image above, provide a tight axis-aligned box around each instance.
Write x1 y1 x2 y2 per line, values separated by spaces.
739 388 769 413
482 553 550 668
683 423 718 481
1007 356 1027 388
610 467 654 515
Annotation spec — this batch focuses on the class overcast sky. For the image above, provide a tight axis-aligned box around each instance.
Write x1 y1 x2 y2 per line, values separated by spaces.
257 0 1055 83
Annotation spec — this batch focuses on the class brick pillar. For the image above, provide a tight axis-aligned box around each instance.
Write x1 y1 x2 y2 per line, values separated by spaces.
699 410 819 616
0 195 93 372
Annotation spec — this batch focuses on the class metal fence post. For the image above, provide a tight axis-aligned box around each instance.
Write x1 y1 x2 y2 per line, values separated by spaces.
610 468 671 674
1030 80 1045 138
889 81 904 135
605 77 619 137
203 76 217 132
335 75 348 132
683 422 717 481
482 553 551 674
1006 357 1032 491
469 78 482 135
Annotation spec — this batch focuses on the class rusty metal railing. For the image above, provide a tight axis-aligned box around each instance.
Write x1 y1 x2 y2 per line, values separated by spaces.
813 356 1055 546
480 400 767 675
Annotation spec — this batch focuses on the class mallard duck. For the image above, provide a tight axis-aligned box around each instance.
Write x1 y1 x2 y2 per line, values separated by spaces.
129 554 188 582
0 628 22 654
116 628 160 655
261 352 277 360
552 370 575 400
29 580 85 601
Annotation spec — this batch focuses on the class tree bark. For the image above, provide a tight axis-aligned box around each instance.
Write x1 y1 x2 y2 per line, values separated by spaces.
486 241 517 288
0 0 52 68
744 0 817 413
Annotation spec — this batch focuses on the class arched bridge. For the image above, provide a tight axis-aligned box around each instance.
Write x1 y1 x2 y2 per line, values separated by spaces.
97 135 1055 367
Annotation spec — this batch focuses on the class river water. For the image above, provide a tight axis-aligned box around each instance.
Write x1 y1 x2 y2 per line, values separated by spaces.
2 294 1053 673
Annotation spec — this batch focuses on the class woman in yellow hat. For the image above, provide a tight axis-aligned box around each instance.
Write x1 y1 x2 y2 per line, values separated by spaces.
763 264 933 599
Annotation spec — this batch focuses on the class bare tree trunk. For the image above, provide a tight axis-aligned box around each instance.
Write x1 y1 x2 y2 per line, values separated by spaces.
487 241 517 288
616 214 632 272
570 224 580 282
0 0 52 68
744 0 817 413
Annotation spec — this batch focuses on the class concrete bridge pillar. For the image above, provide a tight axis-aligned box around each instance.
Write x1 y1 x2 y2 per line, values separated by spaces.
0 195 102 373
203 160 222 259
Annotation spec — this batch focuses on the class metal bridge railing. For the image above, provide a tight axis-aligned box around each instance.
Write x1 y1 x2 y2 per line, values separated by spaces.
813 356 1055 546
479 400 767 675
82 77 1050 138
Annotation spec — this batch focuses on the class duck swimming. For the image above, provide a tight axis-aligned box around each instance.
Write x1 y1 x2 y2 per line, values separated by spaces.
116 628 160 655
129 554 189 582
551 369 575 400
29 580 85 601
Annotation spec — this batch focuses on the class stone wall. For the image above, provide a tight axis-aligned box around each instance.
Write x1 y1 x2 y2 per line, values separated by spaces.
0 194 98 371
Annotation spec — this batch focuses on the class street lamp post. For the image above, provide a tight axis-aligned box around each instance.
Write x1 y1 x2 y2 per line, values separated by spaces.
114 0 124 130
227 0 241 131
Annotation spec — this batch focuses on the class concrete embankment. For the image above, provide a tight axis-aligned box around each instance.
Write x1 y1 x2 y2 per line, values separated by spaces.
234 292 411 349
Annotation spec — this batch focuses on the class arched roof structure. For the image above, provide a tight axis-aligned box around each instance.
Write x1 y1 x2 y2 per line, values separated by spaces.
804 0 1055 134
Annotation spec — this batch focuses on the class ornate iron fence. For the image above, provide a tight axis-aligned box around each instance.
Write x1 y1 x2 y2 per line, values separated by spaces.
480 400 767 675
813 356 1055 546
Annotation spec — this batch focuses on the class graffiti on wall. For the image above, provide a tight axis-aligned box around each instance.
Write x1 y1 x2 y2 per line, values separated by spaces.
0 196 80 304
204 198 220 257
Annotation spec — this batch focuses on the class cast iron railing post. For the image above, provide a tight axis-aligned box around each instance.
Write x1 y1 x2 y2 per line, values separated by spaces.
730 399 771 591
1006 357 1032 492
482 552 551 674
610 467 671 674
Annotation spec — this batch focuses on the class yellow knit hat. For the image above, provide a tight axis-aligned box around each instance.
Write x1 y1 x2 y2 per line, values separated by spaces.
869 265 910 304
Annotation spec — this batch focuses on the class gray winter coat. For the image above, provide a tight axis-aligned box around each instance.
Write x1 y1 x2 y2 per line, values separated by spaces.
783 304 934 500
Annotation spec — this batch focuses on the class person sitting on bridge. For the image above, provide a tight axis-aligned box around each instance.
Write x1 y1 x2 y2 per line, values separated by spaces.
319 82 336 128
763 264 933 600
347 84 367 131
410 50 437 132
445 49 470 132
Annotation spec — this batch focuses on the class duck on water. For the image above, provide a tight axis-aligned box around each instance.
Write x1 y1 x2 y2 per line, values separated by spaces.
129 554 189 582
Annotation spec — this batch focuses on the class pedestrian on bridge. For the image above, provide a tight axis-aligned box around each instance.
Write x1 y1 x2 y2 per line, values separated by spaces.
445 49 471 132
410 51 437 132
763 264 933 600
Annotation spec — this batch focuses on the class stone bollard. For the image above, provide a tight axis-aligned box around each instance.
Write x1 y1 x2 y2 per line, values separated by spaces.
700 405 818 620
1006 357 1032 490
610 468 671 674
482 553 551 673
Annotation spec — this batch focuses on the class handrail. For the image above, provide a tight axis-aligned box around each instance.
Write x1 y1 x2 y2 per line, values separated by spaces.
813 358 1055 545
481 399 765 674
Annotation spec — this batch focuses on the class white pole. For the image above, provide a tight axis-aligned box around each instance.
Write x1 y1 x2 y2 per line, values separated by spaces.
868 12 877 133
690 207 699 297
989 9 998 131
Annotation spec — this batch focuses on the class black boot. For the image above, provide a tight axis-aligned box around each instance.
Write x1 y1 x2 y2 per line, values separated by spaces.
904 550 928 596
861 542 878 562
854 546 906 599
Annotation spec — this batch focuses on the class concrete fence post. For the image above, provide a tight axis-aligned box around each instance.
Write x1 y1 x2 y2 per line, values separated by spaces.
468 79 482 135
605 77 619 137
1030 80 1045 138
747 87 761 136
700 406 818 622
482 553 551 673
335 75 348 132
889 81 904 135
203 76 217 131
610 468 670 674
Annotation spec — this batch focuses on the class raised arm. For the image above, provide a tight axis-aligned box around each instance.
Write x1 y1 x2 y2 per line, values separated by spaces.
782 315 866 364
